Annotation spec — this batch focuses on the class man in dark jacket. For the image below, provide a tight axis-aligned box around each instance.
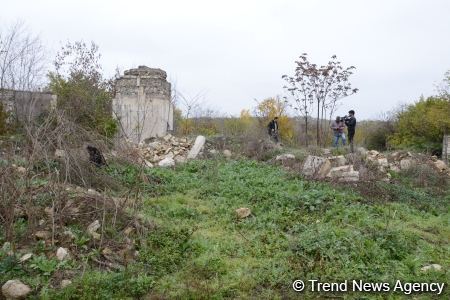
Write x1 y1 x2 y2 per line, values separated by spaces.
344 110 356 152
267 117 279 143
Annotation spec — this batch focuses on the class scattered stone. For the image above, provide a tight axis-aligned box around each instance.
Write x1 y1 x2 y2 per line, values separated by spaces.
60 280 72 288
209 149 217 154
158 157 175 167
2 280 31 299
35 230 51 240
19 253 32 263
302 155 332 179
56 247 70 261
87 220 100 239
421 264 442 272
235 207 251 219
400 158 413 170
87 188 100 196
187 135 206 159
275 153 295 161
223 149 232 158
16 166 26 175
54 149 66 158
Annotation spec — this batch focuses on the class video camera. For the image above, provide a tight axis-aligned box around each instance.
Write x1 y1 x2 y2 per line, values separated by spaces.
340 115 350 122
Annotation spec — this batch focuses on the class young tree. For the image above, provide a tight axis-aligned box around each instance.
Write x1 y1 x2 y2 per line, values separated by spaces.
283 53 358 146
48 41 117 137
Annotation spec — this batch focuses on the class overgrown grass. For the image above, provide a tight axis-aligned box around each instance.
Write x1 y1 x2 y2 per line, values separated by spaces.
2 159 449 299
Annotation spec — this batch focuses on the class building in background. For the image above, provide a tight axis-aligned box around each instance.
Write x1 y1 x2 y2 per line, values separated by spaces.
112 66 173 143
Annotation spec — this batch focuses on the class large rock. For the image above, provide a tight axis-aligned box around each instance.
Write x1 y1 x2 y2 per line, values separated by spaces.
327 165 360 182
187 136 206 159
158 157 175 167
302 155 332 179
328 155 347 167
434 160 447 172
2 280 31 299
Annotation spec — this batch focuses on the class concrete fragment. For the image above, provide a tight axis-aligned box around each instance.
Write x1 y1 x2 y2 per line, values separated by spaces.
421 264 442 272
187 136 206 159
35 230 51 240
2 280 31 299
327 165 360 182
60 280 72 288
400 158 413 170
275 153 295 161
19 253 32 263
158 157 175 167
54 149 66 158
302 155 332 179
56 247 70 261
87 220 100 238
223 149 232 158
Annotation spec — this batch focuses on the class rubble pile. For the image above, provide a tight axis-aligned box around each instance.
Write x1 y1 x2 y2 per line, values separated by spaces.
287 147 450 183
134 134 194 166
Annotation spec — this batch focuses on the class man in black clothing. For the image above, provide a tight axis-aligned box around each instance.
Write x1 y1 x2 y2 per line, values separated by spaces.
344 110 356 152
267 117 279 143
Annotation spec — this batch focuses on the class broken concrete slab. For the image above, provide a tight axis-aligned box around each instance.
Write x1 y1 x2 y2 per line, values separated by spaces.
326 165 360 182
158 157 175 167
187 136 206 159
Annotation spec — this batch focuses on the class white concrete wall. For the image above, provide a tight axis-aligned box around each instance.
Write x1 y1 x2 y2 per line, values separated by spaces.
113 93 173 143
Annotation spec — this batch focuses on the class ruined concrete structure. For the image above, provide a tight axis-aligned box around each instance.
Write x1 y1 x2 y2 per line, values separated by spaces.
112 66 173 143
0 89 56 122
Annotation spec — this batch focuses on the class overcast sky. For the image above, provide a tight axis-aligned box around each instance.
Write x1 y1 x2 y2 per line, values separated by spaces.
2 0 450 119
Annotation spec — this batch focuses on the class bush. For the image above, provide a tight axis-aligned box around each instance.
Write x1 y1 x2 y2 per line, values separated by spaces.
389 97 450 154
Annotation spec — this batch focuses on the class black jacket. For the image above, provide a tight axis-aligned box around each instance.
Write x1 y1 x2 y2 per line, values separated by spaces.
267 120 278 133
345 116 356 131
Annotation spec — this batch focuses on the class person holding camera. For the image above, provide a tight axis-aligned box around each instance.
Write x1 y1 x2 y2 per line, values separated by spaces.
344 110 356 152
330 116 346 147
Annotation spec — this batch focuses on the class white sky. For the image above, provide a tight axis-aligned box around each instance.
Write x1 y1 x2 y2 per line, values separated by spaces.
2 0 450 119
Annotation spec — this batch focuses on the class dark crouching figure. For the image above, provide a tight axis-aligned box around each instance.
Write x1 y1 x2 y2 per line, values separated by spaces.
86 145 107 167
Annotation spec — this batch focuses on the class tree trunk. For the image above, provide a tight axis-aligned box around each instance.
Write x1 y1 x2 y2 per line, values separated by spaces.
316 100 320 146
